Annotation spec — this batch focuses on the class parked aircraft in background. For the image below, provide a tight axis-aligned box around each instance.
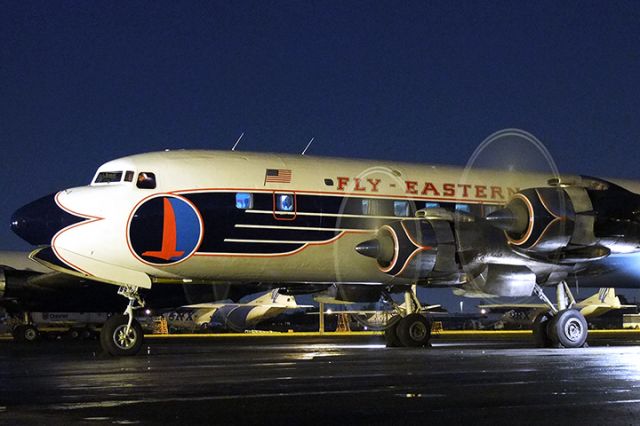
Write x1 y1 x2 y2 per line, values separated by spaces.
10 148 640 354
480 288 635 336
163 289 309 332
313 283 444 343
0 251 270 340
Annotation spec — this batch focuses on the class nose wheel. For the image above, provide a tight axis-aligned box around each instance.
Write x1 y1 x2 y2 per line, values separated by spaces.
100 314 144 356
100 286 145 356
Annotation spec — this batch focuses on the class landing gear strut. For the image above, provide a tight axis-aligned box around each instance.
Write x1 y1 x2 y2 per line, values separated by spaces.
383 285 432 348
532 281 588 348
100 286 145 356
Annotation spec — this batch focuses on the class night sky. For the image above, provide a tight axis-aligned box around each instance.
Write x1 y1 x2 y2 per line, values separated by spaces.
2 1 640 307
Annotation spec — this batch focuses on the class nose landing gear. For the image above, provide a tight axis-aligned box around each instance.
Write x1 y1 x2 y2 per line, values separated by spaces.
100 286 145 356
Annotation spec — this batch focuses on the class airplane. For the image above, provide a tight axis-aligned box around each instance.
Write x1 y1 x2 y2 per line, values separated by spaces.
480 287 635 334
312 283 444 340
9 148 640 355
162 289 309 333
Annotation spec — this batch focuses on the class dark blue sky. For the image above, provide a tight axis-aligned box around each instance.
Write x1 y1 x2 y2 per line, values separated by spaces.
2 0 640 252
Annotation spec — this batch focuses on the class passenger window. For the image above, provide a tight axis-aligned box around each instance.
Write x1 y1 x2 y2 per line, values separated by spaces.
455 203 471 213
394 201 409 217
277 194 294 211
124 171 134 182
137 172 156 189
95 171 123 184
236 193 253 209
361 199 370 215
425 202 440 209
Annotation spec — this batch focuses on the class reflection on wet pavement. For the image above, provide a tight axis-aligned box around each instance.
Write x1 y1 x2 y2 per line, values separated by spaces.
2 336 640 424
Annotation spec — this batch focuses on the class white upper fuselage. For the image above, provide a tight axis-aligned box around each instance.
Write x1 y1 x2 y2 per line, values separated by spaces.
39 150 640 289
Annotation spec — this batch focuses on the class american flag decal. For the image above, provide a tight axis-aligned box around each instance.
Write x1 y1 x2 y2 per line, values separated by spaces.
264 168 292 184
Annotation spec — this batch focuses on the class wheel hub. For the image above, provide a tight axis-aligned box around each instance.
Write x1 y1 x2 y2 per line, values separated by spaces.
113 324 138 350
564 318 584 343
408 321 427 341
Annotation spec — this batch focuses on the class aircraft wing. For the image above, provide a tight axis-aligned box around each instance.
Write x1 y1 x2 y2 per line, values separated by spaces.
183 302 312 309
578 303 636 317
310 304 442 315
479 304 547 313
182 303 225 309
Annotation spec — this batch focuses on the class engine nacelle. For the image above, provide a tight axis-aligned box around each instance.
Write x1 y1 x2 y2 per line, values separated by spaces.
499 187 584 251
455 264 536 298
487 177 640 257
355 219 457 279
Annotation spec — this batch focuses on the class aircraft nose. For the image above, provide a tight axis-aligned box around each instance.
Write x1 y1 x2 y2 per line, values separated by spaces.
10 193 85 246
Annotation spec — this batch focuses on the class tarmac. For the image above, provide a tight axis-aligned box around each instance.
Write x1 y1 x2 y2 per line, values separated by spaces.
3 333 640 425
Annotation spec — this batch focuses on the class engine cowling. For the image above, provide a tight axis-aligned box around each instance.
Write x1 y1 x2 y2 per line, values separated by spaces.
355 219 457 279
487 177 640 257
489 187 584 251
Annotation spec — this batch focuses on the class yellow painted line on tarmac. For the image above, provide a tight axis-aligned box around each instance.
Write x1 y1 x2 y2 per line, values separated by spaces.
4 329 640 341
145 331 384 338
590 329 640 334
144 329 640 339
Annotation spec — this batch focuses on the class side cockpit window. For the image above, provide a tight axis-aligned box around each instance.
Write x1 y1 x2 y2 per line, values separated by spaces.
124 171 134 182
94 171 123 184
136 172 156 189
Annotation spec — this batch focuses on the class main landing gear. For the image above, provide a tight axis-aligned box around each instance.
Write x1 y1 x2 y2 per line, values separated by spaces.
383 285 432 348
532 281 588 349
100 286 145 356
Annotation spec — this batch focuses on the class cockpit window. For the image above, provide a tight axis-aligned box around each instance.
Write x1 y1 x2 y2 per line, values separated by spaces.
94 171 123 184
124 171 134 182
137 172 156 189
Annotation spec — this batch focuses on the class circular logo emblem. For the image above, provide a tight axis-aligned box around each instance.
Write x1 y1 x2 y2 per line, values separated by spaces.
128 195 203 265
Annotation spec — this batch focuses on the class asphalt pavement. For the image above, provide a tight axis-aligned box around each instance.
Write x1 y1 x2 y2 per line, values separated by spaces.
2 334 640 425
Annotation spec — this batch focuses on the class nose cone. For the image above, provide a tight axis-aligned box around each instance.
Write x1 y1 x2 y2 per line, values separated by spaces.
10 193 85 246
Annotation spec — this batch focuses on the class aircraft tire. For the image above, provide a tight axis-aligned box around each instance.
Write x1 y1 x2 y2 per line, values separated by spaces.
548 309 588 348
100 314 144 356
396 313 431 347
532 312 554 348
384 316 402 347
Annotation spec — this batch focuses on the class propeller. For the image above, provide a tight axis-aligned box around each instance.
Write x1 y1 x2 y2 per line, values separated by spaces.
454 129 564 304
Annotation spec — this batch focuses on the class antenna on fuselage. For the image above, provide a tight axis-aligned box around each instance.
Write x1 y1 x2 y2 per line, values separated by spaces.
301 137 314 155
231 132 245 151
